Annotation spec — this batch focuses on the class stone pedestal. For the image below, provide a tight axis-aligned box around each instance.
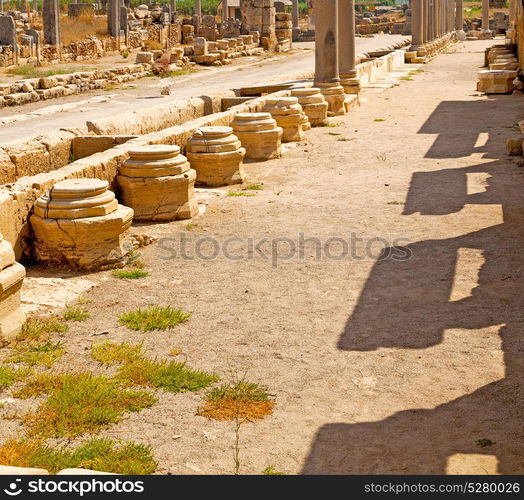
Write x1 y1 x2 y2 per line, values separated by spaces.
231 112 283 160
338 0 359 95
290 87 328 127
477 70 517 94
186 127 246 187
117 145 198 221
262 97 306 142
315 82 346 116
0 233 25 341
31 179 134 270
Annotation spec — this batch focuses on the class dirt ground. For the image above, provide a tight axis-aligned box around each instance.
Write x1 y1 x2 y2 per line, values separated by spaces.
1 38 523 475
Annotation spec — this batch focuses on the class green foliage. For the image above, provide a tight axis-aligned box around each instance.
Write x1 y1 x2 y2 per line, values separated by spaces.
112 270 150 279
0 438 157 475
117 359 218 394
0 366 31 391
118 306 191 332
205 381 273 402
91 342 144 366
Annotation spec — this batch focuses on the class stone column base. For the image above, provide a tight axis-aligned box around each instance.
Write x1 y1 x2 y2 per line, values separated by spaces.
0 262 25 341
315 82 346 116
340 74 361 95
30 205 135 271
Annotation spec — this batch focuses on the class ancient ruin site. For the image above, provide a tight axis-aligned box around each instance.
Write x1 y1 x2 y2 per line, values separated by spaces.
0 0 522 481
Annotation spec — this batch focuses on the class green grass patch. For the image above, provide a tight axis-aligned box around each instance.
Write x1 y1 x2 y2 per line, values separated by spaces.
374 118 386 122
399 76 413 81
91 342 143 366
112 270 149 280
117 359 218 394
337 137 355 142
118 306 191 332
262 465 285 475
21 373 156 438
228 191 256 197
245 184 263 191
326 122 340 127
9 341 65 368
18 317 68 342
328 132 341 136
0 438 157 475
0 366 31 391
63 306 90 322
169 68 199 77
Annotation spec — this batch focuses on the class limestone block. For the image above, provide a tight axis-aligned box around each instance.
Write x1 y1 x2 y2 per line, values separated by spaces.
194 37 208 56
0 233 25 342
38 77 58 89
116 145 198 221
135 51 154 64
0 148 16 184
477 70 517 94
0 465 49 475
262 97 305 142
186 126 246 187
231 112 283 160
506 138 523 156
315 82 346 116
3 140 51 178
31 179 134 270
290 88 329 127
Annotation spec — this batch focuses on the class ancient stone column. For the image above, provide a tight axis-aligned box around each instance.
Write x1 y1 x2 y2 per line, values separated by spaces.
292 0 299 38
108 0 120 37
33 0 38 13
195 0 201 17
43 0 61 46
290 88 329 126
262 97 307 142
411 0 424 52
338 0 359 94
314 0 345 115
0 15 18 64
482 0 490 32
231 112 283 160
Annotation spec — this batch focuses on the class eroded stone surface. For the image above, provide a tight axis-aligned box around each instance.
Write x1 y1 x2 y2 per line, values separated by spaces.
231 112 283 160
290 88 329 127
0 233 25 341
262 97 306 142
117 145 198 221
477 70 517 94
186 127 246 186
31 179 134 270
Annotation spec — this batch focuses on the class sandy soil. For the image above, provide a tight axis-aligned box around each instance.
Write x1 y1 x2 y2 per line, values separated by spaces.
1 38 523 475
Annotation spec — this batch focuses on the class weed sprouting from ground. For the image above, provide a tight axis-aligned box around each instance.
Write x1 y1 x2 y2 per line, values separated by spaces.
0 366 31 391
228 191 256 197
118 306 191 331
0 438 157 475
245 184 263 191
117 359 217 394
63 306 90 322
9 341 65 368
112 270 150 280
262 465 285 475
20 373 156 438
91 342 143 366
198 381 275 422
18 317 68 342
374 118 386 122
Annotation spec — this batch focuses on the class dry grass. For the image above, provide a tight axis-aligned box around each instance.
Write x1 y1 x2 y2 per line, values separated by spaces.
18 317 68 342
118 306 191 332
0 366 31 391
198 381 275 422
63 306 90 322
9 341 65 368
60 14 109 46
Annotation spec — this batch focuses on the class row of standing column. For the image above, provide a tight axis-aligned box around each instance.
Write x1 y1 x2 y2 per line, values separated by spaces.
411 0 461 54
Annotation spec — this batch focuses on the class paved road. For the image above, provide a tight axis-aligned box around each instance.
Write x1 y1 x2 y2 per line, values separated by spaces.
0 36 408 144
